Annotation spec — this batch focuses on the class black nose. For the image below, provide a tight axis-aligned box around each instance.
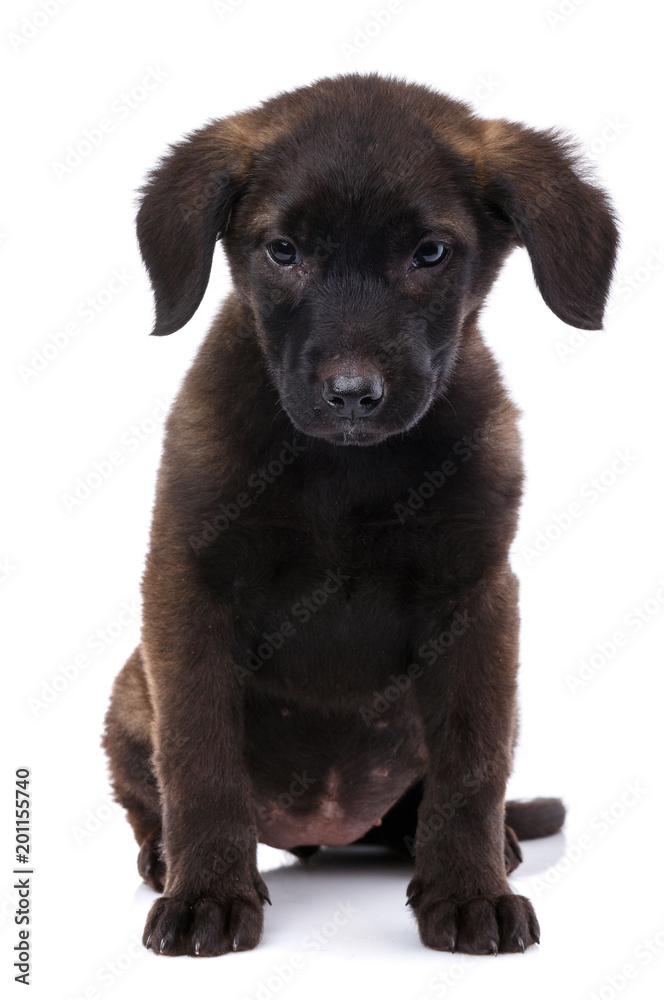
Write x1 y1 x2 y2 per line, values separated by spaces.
321 373 385 418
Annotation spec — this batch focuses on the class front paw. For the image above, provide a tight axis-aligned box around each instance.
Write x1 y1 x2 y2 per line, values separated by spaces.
407 880 539 954
143 873 270 957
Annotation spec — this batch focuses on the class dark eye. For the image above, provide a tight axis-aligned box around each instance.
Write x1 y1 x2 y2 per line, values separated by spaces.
267 239 300 266
412 241 452 268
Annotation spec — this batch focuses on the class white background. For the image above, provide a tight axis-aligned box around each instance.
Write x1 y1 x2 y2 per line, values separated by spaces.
2 1 663 998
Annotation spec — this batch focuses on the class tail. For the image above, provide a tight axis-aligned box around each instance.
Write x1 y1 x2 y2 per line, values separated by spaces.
505 797 565 840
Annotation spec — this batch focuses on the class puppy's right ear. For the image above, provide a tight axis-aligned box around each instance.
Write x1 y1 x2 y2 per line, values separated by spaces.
136 117 259 336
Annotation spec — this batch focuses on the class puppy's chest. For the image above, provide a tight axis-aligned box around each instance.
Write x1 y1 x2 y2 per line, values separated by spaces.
224 507 462 697
229 525 413 676
228 506 439 614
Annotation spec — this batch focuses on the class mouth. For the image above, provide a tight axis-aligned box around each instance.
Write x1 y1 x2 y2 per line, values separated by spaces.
301 413 397 447
320 428 388 446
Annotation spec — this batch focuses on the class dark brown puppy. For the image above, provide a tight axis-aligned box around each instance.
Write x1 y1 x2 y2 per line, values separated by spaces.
103 74 617 957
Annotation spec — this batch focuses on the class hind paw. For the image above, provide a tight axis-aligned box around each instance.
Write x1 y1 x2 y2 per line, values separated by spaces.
138 831 166 893
504 824 523 874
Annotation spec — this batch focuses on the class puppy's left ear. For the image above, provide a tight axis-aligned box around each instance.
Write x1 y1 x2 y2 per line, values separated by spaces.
479 120 619 330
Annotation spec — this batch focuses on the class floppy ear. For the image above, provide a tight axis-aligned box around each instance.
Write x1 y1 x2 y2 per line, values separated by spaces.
136 114 267 336
479 121 619 330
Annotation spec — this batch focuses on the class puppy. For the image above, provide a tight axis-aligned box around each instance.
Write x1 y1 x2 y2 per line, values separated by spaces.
103 74 617 957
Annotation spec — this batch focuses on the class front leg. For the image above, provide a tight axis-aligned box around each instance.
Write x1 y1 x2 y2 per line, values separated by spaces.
141 577 269 957
407 567 539 954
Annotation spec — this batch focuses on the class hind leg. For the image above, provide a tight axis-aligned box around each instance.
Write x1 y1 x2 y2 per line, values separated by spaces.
102 646 165 892
504 824 523 874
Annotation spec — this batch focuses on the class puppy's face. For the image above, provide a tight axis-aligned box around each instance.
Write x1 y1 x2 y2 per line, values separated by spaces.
224 119 509 445
137 76 618 446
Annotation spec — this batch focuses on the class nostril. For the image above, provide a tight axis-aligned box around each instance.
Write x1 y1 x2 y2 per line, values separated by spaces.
359 392 381 410
321 373 385 418
358 375 384 412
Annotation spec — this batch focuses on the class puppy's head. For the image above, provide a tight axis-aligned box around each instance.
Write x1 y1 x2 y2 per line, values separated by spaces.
137 75 618 446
